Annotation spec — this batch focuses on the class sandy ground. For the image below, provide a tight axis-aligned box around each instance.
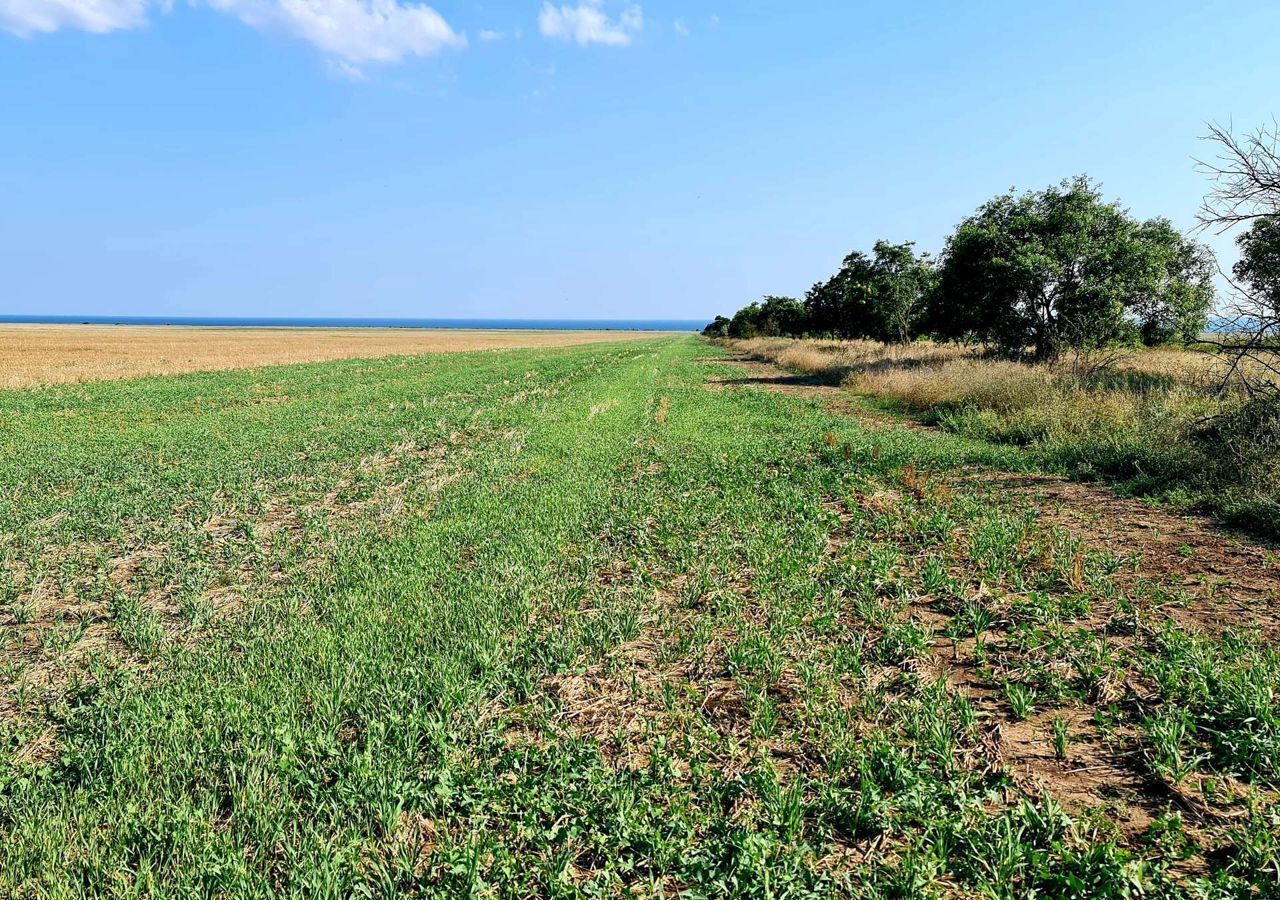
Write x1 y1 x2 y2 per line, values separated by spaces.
0 324 672 388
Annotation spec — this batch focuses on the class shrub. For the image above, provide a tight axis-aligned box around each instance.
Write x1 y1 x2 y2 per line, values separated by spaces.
1194 394 1280 533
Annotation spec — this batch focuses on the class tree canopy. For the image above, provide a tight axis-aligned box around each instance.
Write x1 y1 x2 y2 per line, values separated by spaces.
932 177 1213 359
725 296 806 338
1234 216 1280 315
801 242 934 342
704 176 1213 359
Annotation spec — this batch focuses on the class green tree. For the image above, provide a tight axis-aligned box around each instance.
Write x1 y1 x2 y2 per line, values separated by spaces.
869 240 937 344
756 295 807 336
803 252 877 338
726 296 807 338
702 315 732 338
1131 218 1216 345
727 302 763 338
933 177 1213 360
1234 216 1280 315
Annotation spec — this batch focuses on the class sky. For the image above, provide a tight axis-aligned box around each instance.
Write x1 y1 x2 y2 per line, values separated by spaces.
2 1 1278 321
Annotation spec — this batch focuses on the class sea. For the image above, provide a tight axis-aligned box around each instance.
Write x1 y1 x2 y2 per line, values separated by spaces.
0 315 706 332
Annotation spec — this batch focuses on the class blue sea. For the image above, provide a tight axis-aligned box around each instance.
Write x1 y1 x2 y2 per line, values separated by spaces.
0 315 706 332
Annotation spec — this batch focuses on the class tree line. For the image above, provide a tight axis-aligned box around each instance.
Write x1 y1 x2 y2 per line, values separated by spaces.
703 174 1279 363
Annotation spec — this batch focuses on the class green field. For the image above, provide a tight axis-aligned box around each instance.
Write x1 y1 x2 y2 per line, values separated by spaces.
1 336 1277 897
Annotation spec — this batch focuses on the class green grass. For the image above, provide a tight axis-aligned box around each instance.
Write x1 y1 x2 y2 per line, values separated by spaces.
0 337 1277 897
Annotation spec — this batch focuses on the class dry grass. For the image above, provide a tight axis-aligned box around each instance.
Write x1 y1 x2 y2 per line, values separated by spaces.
734 337 968 384
0 324 667 388
728 338 1223 432
730 336 1228 390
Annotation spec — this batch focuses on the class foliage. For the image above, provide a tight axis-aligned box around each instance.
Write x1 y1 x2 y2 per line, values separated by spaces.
931 177 1213 360
702 315 732 337
1130 217 1218 346
727 295 807 338
803 250 877 338
729 337 1280 536
1234 215 1280 316
869 240 937 343
705 178 1209 360
1193 393 1280 533
800 242 936 342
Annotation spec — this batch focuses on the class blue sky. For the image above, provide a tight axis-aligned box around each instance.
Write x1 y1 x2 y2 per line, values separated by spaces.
2 1 1278 320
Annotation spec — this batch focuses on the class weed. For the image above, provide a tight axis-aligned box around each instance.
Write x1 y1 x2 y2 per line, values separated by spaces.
1004 681 1037 720
1051 717 1071 760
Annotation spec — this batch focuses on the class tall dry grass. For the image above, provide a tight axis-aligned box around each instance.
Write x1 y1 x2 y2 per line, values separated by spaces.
731 337 969 385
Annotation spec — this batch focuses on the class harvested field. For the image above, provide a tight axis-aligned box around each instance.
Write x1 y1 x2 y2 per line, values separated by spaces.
0 323 667 387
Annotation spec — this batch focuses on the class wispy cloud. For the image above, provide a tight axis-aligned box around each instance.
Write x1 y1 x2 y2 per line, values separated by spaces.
1 0 465 71
477 27 502 40
208 0 464 66
538 0 641 47
0 0 151 36
672 17 687 37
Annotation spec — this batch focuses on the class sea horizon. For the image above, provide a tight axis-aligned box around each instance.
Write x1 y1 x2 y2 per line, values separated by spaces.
0 314 707 332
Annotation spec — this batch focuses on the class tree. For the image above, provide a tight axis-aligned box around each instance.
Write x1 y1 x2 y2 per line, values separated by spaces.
803 252 877 338
1130 218 1216 345
727 302 763 338
933 177 1213 360
702 315 732 338
868 240 936 344
1233 215 1280 315
756 295 807 336
1197 120 1280 232
726 296 807 338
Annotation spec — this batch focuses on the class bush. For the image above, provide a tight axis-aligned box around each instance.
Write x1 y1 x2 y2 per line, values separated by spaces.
1195 395 1280 533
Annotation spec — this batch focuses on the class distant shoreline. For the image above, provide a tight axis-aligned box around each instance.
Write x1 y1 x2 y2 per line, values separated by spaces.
0 315 706 332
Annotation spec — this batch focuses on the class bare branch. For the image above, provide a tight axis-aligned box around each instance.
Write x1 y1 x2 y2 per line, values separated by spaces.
1194 120 1280 399
1195 119 1280 234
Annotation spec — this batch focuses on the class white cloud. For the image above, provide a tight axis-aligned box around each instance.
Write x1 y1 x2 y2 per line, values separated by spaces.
2 0 464 69
672 16 686 37
538 0 640 47
0 0 150 36
208 0 464 65
477 27 502 40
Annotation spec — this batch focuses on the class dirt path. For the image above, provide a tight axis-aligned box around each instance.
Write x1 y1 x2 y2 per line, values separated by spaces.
704 355 914 429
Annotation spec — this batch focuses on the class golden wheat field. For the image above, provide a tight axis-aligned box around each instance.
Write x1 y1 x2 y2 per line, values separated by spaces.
0 324 667 388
